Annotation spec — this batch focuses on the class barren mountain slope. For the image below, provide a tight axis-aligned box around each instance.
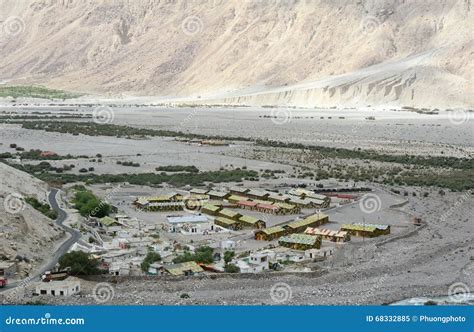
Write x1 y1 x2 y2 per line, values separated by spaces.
0 0 472 108
0 162 64 279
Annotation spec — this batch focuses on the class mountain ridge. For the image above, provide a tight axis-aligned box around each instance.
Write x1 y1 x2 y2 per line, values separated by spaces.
0 0 472 108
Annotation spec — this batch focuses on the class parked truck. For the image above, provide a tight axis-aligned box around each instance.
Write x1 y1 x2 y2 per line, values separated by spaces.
41 270 69 282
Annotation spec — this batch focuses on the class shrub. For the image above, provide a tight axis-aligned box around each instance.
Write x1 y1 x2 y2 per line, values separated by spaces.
58 251 99 275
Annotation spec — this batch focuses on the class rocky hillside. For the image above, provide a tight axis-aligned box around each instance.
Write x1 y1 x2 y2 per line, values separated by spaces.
0 162 64 279
0 0 472 108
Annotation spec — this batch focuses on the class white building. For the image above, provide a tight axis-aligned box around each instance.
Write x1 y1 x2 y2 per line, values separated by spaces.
148 263 164 275
221 240 236 250
167 215 208 224
235 252 270 273
35 280 80 297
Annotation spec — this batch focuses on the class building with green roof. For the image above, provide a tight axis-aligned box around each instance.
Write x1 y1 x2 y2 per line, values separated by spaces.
201 204 222 216
340 223 390 237
238 215 266 229
217 208 242 221
287 213 329 233
163 261 204 276
100 216 119 227
227 195 249 203
214 217 243 230
255 226 287 241
278 233 322 250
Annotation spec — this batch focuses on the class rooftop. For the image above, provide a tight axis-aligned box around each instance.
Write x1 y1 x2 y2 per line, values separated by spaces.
167 215 208 224
239 215 262 224
163 261 204 276
227 195 249 202
257 203 279 210
279 233 320 245
219 208 241 218
100 216 119 227
215 216 238 225
230 187 249 193
305 227 348 238
247 189 269 197
352 223 390 230
273 202 296 210
237 200 257 207
207 190 228 197
259 226 286 235
190 188 209 194
288 214 328 229
202 204 221 212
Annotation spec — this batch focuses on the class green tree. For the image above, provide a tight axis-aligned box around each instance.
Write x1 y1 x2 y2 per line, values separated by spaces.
223 250 235 264
73 190 111 218
173 246 214 264
141 251 162 272
58 251 99 275
224 263 240 273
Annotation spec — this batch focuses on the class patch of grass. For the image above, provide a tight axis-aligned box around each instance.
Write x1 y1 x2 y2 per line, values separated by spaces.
5 161 258 187
12 120 252 142
0 85 82 99
255 139 473 170
24 197 58 219
155 165 199 173
72 188 111 218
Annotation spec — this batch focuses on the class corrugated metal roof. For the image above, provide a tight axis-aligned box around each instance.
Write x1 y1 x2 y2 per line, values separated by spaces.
279 234 319 245
228 195 248 201
239 215 261 224
190 188 209 194
260 226 285 235
167 215 208 224
219 208 241 218
273 202 296 210
207 190 227 197
257 203 279 210
100 216 118 226
288 214 328 229
164 261 204 276
247 189 269 197
305 227 348 238
202 204 221 212
230 187 249 193
351 223 390 230
215 217 238 225
238 200 257 207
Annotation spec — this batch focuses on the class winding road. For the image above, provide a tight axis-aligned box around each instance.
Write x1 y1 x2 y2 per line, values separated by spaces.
0 189 80 292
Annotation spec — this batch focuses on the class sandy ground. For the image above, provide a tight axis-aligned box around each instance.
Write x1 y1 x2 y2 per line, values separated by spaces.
1 106 472 158
0 163 66 280
3 188 471 305
0 107 472 305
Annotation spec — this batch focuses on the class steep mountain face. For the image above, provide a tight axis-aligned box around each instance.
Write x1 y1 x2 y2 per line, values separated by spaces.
0 0 472 108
